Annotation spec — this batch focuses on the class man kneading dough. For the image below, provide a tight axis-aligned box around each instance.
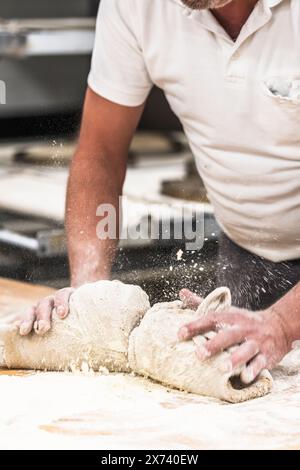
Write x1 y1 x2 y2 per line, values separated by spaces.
1 281 272 402
17 0 300 385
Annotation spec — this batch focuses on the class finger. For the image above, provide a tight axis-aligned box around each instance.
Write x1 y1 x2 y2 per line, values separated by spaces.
240 353 267 384
209 309 252 333
178 314 217 341
19 306 36 336
198 326 245 360
34 296 54 336
228 340 260 371
179 289 203 310
178 308 242 341
54 288 74 319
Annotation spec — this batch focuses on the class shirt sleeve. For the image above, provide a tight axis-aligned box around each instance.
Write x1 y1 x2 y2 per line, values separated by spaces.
88 0 152 107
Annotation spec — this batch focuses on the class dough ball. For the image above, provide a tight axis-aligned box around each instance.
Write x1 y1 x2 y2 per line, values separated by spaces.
2 280 150 372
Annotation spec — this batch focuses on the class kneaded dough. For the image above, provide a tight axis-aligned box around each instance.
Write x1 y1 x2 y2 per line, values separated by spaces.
0 280 150 372
0 281 272 402
128 288 273 403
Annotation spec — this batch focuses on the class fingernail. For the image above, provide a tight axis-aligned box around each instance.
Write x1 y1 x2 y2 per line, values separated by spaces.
196 345 210 360
34 320 50 335
241 367 254 384
19 321 33 336
57 306 67 319
178 327 189 341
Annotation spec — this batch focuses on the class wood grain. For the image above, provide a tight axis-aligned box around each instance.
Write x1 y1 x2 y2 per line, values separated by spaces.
0 277 54 319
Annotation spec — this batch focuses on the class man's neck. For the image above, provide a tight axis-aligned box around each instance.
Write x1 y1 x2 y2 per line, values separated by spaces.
211 0 259 41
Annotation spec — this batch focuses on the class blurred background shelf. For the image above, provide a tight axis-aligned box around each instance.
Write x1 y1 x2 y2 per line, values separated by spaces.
0 21 96 58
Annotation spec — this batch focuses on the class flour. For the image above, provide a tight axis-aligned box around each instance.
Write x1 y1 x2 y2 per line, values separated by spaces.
0 346 299 450
0 281 272 403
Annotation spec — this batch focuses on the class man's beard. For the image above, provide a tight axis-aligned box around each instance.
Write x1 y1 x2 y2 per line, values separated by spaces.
180 0 233 10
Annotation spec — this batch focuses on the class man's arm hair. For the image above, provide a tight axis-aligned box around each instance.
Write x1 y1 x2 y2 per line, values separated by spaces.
66 87 145 287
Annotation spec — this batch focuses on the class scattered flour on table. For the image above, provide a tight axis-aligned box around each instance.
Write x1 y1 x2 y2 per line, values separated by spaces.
0 345 300 450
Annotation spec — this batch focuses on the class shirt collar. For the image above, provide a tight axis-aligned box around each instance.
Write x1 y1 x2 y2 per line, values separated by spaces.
267 0 284 6
170 0 286 46
171 0 285 9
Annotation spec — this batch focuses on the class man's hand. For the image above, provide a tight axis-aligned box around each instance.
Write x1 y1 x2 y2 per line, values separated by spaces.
178 288 293 384
16 288 74 336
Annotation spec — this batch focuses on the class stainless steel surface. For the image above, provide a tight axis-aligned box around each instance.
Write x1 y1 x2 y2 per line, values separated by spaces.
0 32 26 57
0 229 39 251
0 228 66 257
0 0 98 19
0 19 95 57
0 54 90 117
1 18 96 31
0 1 97 117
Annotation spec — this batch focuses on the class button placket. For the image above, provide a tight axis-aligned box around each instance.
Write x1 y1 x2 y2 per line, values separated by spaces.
223 44 245 82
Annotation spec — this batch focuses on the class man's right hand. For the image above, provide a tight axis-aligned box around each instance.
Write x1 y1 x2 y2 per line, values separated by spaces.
16 287 74 336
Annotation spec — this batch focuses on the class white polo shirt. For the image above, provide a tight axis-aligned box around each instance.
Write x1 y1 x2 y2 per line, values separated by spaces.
88 0 300 262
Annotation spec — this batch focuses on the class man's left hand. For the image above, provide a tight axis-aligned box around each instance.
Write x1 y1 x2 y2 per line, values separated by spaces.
178 289 292 384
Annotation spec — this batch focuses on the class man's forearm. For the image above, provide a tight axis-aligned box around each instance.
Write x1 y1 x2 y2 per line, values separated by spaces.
64 88 144 288
66 147 124 287
271 282 300 346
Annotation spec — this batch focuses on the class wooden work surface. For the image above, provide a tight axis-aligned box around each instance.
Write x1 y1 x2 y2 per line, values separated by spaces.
0 277 54 319
0 277 300 450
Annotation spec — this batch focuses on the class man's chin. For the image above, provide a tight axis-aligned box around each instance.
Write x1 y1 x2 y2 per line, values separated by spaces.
180 0 233 10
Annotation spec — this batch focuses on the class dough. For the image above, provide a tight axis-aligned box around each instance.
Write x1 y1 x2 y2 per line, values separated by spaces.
0 281 272 402
0 280 150 372
128 287 273 403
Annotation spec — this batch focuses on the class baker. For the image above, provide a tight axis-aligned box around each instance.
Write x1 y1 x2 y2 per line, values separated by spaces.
18 0 300 384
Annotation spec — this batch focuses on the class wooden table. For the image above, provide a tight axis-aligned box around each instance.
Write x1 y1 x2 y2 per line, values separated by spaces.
0 277 53 318
0 277 300 450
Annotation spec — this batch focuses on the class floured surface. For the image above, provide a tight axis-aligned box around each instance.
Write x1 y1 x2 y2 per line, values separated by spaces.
0 347 300 450
0 278 300 449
